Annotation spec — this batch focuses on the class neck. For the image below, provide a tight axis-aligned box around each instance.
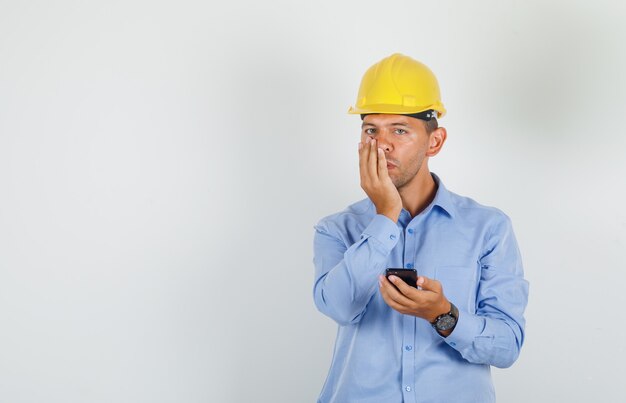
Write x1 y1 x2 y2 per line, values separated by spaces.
398 168 438 218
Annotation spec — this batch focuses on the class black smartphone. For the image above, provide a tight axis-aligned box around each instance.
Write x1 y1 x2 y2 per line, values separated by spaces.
385 268 418 288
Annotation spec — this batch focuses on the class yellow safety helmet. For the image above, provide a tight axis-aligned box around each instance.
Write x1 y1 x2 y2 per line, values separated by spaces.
348 53 446 118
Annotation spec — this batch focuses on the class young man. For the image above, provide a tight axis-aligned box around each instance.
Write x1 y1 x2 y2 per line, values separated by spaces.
312 53 529 402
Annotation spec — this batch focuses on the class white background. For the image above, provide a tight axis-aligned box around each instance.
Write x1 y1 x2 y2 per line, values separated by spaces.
1 1 625 402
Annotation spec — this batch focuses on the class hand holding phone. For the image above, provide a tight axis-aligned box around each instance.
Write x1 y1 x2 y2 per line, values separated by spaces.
385 268 418 288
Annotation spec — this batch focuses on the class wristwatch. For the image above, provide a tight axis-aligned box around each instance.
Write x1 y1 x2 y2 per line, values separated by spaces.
431 302 459 333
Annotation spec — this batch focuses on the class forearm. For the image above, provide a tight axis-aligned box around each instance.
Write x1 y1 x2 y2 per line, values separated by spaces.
313 241 387 325
313 214 399 325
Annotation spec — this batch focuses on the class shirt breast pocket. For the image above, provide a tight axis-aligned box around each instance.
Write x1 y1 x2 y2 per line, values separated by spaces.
434 265 478 314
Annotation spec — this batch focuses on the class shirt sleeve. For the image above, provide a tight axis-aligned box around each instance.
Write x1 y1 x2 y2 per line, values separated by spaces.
443 214 529 368
312 214 400 326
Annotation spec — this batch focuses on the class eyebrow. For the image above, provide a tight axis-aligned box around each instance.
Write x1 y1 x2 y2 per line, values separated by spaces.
361 122 411 128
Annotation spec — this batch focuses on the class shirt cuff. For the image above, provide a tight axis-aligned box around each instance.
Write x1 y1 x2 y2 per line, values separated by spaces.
441 308 484 350
361 214 400 253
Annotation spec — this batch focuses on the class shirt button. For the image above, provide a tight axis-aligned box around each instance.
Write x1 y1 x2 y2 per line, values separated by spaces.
405 386 412 392
405 345 412 351
407 228 414 234
390 234 396 240
450 342 457 346
406 263 414 269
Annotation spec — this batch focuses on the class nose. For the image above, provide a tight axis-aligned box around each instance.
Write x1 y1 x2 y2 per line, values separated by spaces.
374 129 393 152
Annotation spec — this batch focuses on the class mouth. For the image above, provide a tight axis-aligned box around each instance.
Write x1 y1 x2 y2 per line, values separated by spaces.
386 161 398 170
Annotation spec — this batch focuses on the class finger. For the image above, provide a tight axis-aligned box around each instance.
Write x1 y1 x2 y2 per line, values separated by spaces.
359 138 370 184
380 275 414 307
377 147 389 179
388 274 420 299
359 142 367 185
417 276 442 294
368 138 379 181
379 277 407 311
380 291 405 313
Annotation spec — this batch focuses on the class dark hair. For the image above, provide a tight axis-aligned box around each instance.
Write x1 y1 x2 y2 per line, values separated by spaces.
424 118 438 135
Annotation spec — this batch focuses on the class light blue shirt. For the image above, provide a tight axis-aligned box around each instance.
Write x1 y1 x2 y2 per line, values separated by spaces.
312 174 528 403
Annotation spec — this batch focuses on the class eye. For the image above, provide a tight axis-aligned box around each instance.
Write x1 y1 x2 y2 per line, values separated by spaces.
364 128 376 135
394 129 407 135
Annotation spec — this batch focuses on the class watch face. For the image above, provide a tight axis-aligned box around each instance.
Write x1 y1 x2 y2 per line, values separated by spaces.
436 314 457 331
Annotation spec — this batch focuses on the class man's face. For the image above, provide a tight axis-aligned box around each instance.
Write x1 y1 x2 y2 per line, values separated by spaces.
361 114 431 190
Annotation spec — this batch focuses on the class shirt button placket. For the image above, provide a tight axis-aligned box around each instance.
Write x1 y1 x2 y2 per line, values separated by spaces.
401 226 417 403
401 315 416 402
405 228 415 270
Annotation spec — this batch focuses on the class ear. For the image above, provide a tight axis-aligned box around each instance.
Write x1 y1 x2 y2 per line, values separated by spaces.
425 127 447 157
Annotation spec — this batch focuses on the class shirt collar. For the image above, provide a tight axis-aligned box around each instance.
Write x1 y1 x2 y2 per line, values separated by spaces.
429 172 457 219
